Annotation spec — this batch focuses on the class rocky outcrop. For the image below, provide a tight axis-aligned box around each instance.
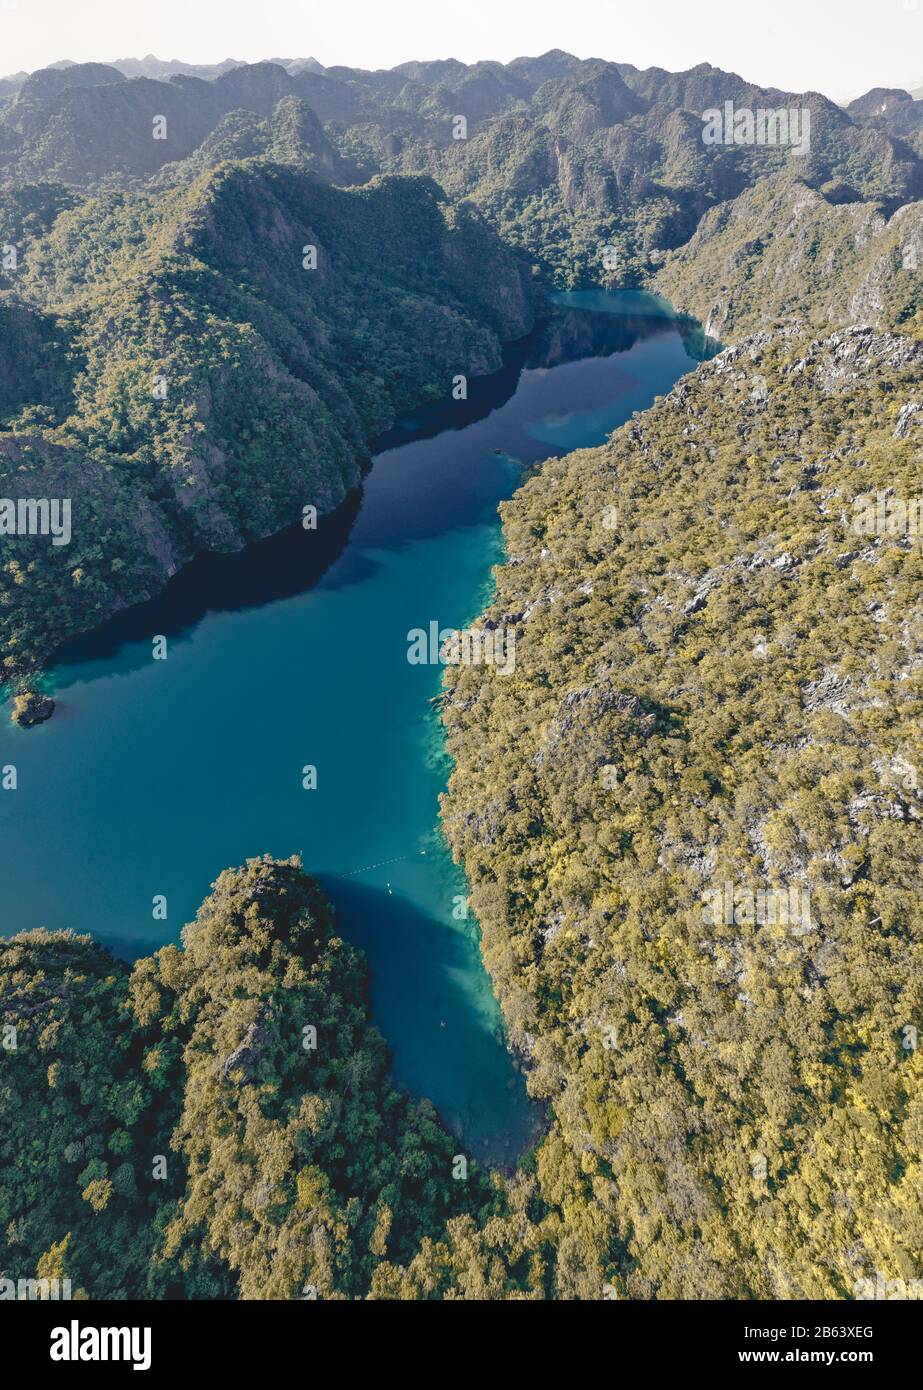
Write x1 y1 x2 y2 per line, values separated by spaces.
10 689 55 726
654 174 922 340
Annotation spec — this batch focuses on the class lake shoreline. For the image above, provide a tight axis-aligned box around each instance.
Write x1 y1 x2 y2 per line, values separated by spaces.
0 291 703 1165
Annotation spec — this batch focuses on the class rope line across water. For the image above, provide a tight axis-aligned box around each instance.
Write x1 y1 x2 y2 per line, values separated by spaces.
340 849 428 879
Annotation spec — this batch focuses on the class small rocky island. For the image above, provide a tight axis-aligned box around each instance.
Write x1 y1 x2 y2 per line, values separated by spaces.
11 689 55 727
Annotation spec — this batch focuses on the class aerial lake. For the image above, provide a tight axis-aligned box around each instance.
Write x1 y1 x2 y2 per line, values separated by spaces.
0 291 710 1166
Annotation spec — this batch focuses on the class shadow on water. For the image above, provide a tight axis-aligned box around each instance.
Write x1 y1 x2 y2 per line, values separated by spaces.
50 327 537 673
50 296 705 677
314 876 538 1170
549 289 722 361
50 489 364 671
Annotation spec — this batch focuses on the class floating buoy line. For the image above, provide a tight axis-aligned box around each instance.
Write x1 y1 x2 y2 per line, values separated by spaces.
339 849 428 880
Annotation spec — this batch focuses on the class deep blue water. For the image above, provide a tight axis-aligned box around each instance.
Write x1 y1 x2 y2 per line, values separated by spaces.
0 292 707 1165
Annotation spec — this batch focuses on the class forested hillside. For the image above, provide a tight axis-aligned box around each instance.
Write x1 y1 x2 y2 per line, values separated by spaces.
439 323 923 1296
654 172 923 341
0 164 534 691
405 59 923 1301
400 76 922 287
2 54 921 285
0 859 499 1299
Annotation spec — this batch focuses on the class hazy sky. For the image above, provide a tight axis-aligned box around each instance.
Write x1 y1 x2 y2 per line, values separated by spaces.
0 0 920 101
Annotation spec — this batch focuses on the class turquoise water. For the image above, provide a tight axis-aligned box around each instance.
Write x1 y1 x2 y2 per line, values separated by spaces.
0 292 705 1165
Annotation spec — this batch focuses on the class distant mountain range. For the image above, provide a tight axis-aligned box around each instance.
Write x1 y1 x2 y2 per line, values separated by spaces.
1 52 921 288
0 54 327 85
5 54 923 93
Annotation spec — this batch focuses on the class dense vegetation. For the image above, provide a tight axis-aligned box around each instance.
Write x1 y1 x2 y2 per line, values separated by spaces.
2 54 921 285
0 858 500 1299
440 325 923 1297
0 163 534 688
400 81 921 289
654 171 923 342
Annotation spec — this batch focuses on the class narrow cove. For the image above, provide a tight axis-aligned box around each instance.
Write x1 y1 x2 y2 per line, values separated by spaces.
0 291 711 1167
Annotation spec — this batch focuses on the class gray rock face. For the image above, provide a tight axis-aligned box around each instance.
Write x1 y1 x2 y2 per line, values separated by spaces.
220 1019 272 1085
894 401 922 438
